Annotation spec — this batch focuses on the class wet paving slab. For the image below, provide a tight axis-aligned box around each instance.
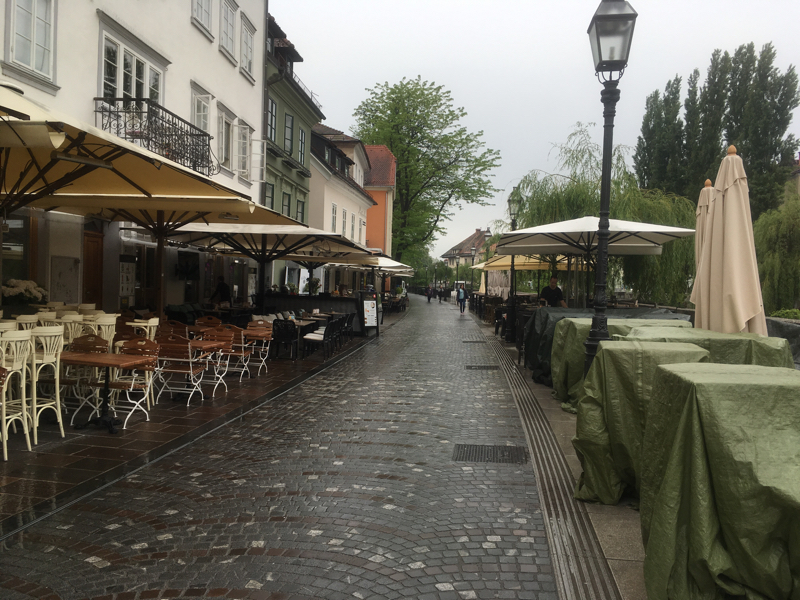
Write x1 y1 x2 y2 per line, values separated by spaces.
0 303 556 600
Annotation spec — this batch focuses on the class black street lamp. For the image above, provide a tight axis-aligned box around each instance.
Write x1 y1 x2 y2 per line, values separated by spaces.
506 188 519 342
584 0 637 375
470 246 476 300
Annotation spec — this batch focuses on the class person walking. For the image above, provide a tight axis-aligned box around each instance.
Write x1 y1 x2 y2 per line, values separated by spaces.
426 285 432 303
209 275 232 307
438 285 444 303
457 284 467 315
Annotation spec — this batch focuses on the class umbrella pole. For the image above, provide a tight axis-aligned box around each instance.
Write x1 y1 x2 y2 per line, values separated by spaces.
258 234 267 312
155 211 166 319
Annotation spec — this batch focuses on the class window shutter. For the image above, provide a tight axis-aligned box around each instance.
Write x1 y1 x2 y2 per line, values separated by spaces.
217 111 225 161
251 139 267 182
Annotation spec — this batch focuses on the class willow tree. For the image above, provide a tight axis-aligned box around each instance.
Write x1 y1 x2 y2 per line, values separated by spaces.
754 184 800 313
352 77 501 262
512 123 696 306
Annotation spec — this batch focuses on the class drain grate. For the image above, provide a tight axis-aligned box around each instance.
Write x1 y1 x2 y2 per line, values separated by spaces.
462 340 487 344
452 444 529 464
465 365 499 370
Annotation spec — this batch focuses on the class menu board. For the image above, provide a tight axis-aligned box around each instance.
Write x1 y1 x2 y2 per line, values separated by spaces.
364 300 377 327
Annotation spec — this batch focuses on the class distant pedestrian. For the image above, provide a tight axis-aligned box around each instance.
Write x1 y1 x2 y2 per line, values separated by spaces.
438 285 444 303
426 285 432 303
457 284 467 315
210 275 231 307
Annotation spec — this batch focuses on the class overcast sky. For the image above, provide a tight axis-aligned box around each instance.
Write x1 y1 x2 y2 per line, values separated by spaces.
272 0 800 259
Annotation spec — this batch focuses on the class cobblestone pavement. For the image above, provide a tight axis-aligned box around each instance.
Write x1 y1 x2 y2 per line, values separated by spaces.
0 300 556 600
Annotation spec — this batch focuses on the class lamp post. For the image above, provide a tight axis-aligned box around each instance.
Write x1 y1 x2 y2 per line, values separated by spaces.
506 188 519 342
470 246 476 303
584 0 637 375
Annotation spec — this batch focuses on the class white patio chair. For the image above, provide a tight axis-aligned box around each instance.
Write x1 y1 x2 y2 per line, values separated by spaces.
27 326 65 445
15 315 39 330
0 330 32 460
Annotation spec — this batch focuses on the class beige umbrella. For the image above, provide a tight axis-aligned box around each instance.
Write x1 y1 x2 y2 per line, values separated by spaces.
691 146 767 335
693 179 715 271
473 255 576 271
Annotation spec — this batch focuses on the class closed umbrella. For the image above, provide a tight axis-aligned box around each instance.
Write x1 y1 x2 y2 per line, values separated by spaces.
691 146 767 335
693 179 715 271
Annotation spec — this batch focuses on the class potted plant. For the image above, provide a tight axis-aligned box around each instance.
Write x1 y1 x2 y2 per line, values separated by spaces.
305 277 321 295
287 282 299 295
1 279 48 306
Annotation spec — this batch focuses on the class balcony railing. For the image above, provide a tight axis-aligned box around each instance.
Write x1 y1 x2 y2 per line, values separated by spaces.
291 72 322 110
94 98 216 176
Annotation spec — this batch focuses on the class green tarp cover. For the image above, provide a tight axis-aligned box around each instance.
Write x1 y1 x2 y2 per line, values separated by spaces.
640 363 800 600
551 319 694 407
766 318 800 369
573 341 710 505
618 326 795 369
523 307 690 385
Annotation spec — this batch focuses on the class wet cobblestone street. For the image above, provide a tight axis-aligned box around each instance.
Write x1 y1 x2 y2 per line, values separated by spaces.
0 301 555 600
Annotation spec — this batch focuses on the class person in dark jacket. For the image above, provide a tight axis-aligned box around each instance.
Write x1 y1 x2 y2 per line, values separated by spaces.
456 284 467 314
210 276 231 306
539 276 567 308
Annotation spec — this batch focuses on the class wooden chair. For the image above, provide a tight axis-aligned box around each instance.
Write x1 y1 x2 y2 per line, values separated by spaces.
210 325 253 383
67 335 109 426
200 328 236 396
157 339 210 405
246 321 272 375
195 315 222 328
100 338 159 428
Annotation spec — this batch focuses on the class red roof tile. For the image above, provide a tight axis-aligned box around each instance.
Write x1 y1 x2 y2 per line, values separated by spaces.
364 146 396 187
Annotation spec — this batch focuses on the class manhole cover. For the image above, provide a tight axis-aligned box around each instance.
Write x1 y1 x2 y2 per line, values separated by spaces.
465 365 499 370
452 444 529 464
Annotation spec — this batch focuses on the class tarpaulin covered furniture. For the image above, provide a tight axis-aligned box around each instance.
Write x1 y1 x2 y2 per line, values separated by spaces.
572 341 710 505
552 318 693 408
522 307 690 386
617 326 794 369
639 363 800 600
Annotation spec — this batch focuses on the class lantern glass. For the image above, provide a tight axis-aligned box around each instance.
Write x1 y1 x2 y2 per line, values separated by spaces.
588 0 637 72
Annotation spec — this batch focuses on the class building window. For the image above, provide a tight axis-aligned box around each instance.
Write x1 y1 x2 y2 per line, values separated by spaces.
358 219 363 244
220 0 236 58
324 147 331 163
266 98 277 142
13 0 53 77
265 183 274 209
351 214 355 240
296 199 305 222
193 0 212 31
102 36 161 102
240 17 254 77
191 88 210 132
331 204 337 232
217 108 234 170
236 123 251 179
282 192 291 217
341 209 347 237
298 129 306 165
284 113 294 154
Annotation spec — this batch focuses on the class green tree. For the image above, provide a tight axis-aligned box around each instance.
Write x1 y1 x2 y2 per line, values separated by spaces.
725 43 757 148
515 123 696 306
682 68 702 196
352 77 501 262
633 77 684 194
754 184 800 313
737 43 800 218
692 50 731 194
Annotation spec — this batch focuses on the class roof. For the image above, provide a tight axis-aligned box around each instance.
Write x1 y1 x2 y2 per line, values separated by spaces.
275 37 303 62
312 123 359 143
364 146 396 187
441 228 492 259
310 145 377 207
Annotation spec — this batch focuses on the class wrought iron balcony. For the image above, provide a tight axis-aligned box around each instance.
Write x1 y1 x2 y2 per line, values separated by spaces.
94 98 216 176
291 71 322 110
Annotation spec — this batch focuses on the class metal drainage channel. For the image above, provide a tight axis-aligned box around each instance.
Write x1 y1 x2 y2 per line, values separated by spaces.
486 334 623 600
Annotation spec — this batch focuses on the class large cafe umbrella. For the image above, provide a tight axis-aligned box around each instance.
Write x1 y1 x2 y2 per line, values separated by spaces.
691 146 767 335
0 83 298 316
496 216 694 257
165 224 374 309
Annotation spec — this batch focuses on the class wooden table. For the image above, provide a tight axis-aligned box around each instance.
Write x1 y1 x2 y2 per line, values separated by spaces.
186 325 212 338
61 351 152 434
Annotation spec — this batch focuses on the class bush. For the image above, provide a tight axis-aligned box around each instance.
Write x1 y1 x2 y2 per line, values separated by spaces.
770 308 800 320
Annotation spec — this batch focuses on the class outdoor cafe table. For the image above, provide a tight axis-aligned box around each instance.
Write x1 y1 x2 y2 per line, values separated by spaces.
639 363 800 600
572 341 710 505
61 351 152 434
551 318 693 408
616 326 794 369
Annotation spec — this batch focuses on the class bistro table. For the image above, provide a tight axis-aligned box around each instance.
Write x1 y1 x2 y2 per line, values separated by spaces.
62 351 152 434
186 325 212 338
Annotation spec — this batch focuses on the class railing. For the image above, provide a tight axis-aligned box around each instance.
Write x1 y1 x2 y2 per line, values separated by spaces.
291 72 322 110
94 98 216 176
